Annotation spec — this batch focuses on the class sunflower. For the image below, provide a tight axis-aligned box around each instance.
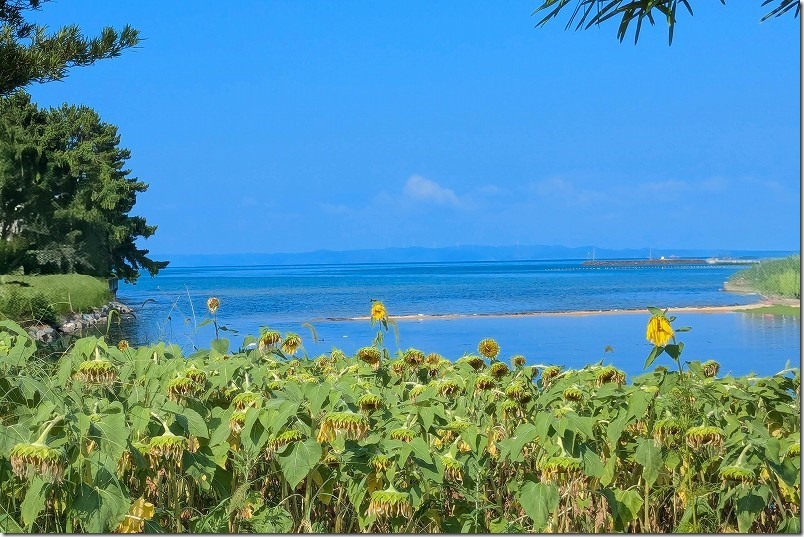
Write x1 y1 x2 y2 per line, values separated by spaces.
478 338 500 359
489 361 510 378
75 359 118 385
685 425 725 450
702 360 720 378
646 313 674 347
206 297 220 315
146 434 186 469
281 333 303 355
357 346 382 368
719 465 755 484
370 301 388 324
367 486 413 519
9 443 65 483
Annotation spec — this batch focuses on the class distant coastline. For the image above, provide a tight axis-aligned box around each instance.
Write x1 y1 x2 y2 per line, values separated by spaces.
157 246 798 268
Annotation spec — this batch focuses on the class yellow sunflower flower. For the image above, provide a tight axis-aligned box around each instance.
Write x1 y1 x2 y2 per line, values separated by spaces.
646 314 674 347
371 301 387 324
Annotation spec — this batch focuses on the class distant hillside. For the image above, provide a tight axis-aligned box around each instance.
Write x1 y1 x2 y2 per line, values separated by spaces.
158 245 797 268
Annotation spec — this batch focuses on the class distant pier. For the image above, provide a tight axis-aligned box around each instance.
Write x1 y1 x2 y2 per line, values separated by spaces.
581 258 760 267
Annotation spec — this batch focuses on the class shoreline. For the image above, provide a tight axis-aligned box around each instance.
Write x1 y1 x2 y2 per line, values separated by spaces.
325 300 800 322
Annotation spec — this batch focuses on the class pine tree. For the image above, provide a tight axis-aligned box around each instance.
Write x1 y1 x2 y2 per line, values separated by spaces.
0 92 167 281
0 0 139 95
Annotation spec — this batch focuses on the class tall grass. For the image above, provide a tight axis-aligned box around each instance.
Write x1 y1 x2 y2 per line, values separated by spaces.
0 274 111 323
729 254 801 299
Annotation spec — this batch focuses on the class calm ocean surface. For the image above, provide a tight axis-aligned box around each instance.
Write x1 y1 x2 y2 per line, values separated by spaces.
115 260 800 377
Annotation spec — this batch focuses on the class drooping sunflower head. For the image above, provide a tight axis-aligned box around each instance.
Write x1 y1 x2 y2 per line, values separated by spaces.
478 338 500 359
786 442 801 458
367 487 413 519
147 434 186 468
258 329 283 352
408 383 427 402
229 410 248 434
369 454 392 473
403 348 425 366
596 366 626 386
231 390 261 411
437 379 462 398
489 361 510 378
184 365 207 386
540 456 582 482
511 355 526 368
357 346 382 367
474 374 495 391
541 365 562 385
625 420 647 437
701 360 720 378
562 386 583 402
441 453 463 483
653 418 682 444
317 412 370 443
390 359 407 376
75 359 118 386
504 382 531 403
9 443 65 483
719 465 755 484
389 427 415 443
500 398 520 418
206 297 220 315
685 425 725 450
646 313 674 347
426 352 444 364
281 333 303 355
462 354 486 371
167 376 202 401
267 429 304 456
357 393 383 412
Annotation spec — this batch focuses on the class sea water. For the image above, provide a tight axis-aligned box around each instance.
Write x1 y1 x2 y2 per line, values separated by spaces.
114 260 800 377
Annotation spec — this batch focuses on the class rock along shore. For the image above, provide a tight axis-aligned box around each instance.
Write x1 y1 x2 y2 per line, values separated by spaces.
27 301 134 343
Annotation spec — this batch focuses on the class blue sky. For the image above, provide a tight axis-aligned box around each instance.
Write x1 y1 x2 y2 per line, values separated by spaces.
26 1 800 255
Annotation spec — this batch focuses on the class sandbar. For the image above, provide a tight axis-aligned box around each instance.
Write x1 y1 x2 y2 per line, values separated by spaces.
325 300 800 322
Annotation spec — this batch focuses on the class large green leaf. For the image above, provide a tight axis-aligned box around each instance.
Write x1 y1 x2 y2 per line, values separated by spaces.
634 438 662 487
518 481 558 531
20 477 48 530
500 423 539 462
736 485 770 532
71 481 130 533
174 407 209 439
603 487 643 531
560 411 595 440
277 438 322 489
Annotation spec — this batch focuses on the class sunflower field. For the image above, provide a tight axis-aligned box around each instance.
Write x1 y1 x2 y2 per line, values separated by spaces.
0 304 799 533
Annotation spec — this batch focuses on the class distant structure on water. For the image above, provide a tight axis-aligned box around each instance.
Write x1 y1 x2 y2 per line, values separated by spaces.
581 257 761 267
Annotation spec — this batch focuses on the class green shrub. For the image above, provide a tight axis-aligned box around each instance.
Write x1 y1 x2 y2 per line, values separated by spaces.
0 274 111 323
730 254 801 299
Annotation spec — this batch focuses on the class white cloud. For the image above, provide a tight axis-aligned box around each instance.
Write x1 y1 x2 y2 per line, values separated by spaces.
403 175 461 206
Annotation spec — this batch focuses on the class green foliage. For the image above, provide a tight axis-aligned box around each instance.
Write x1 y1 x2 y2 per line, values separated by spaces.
0 92 168 282
0 0 140 96
0 314 799 533
729 254 801 300
0 273 110 322
532 0 799 45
